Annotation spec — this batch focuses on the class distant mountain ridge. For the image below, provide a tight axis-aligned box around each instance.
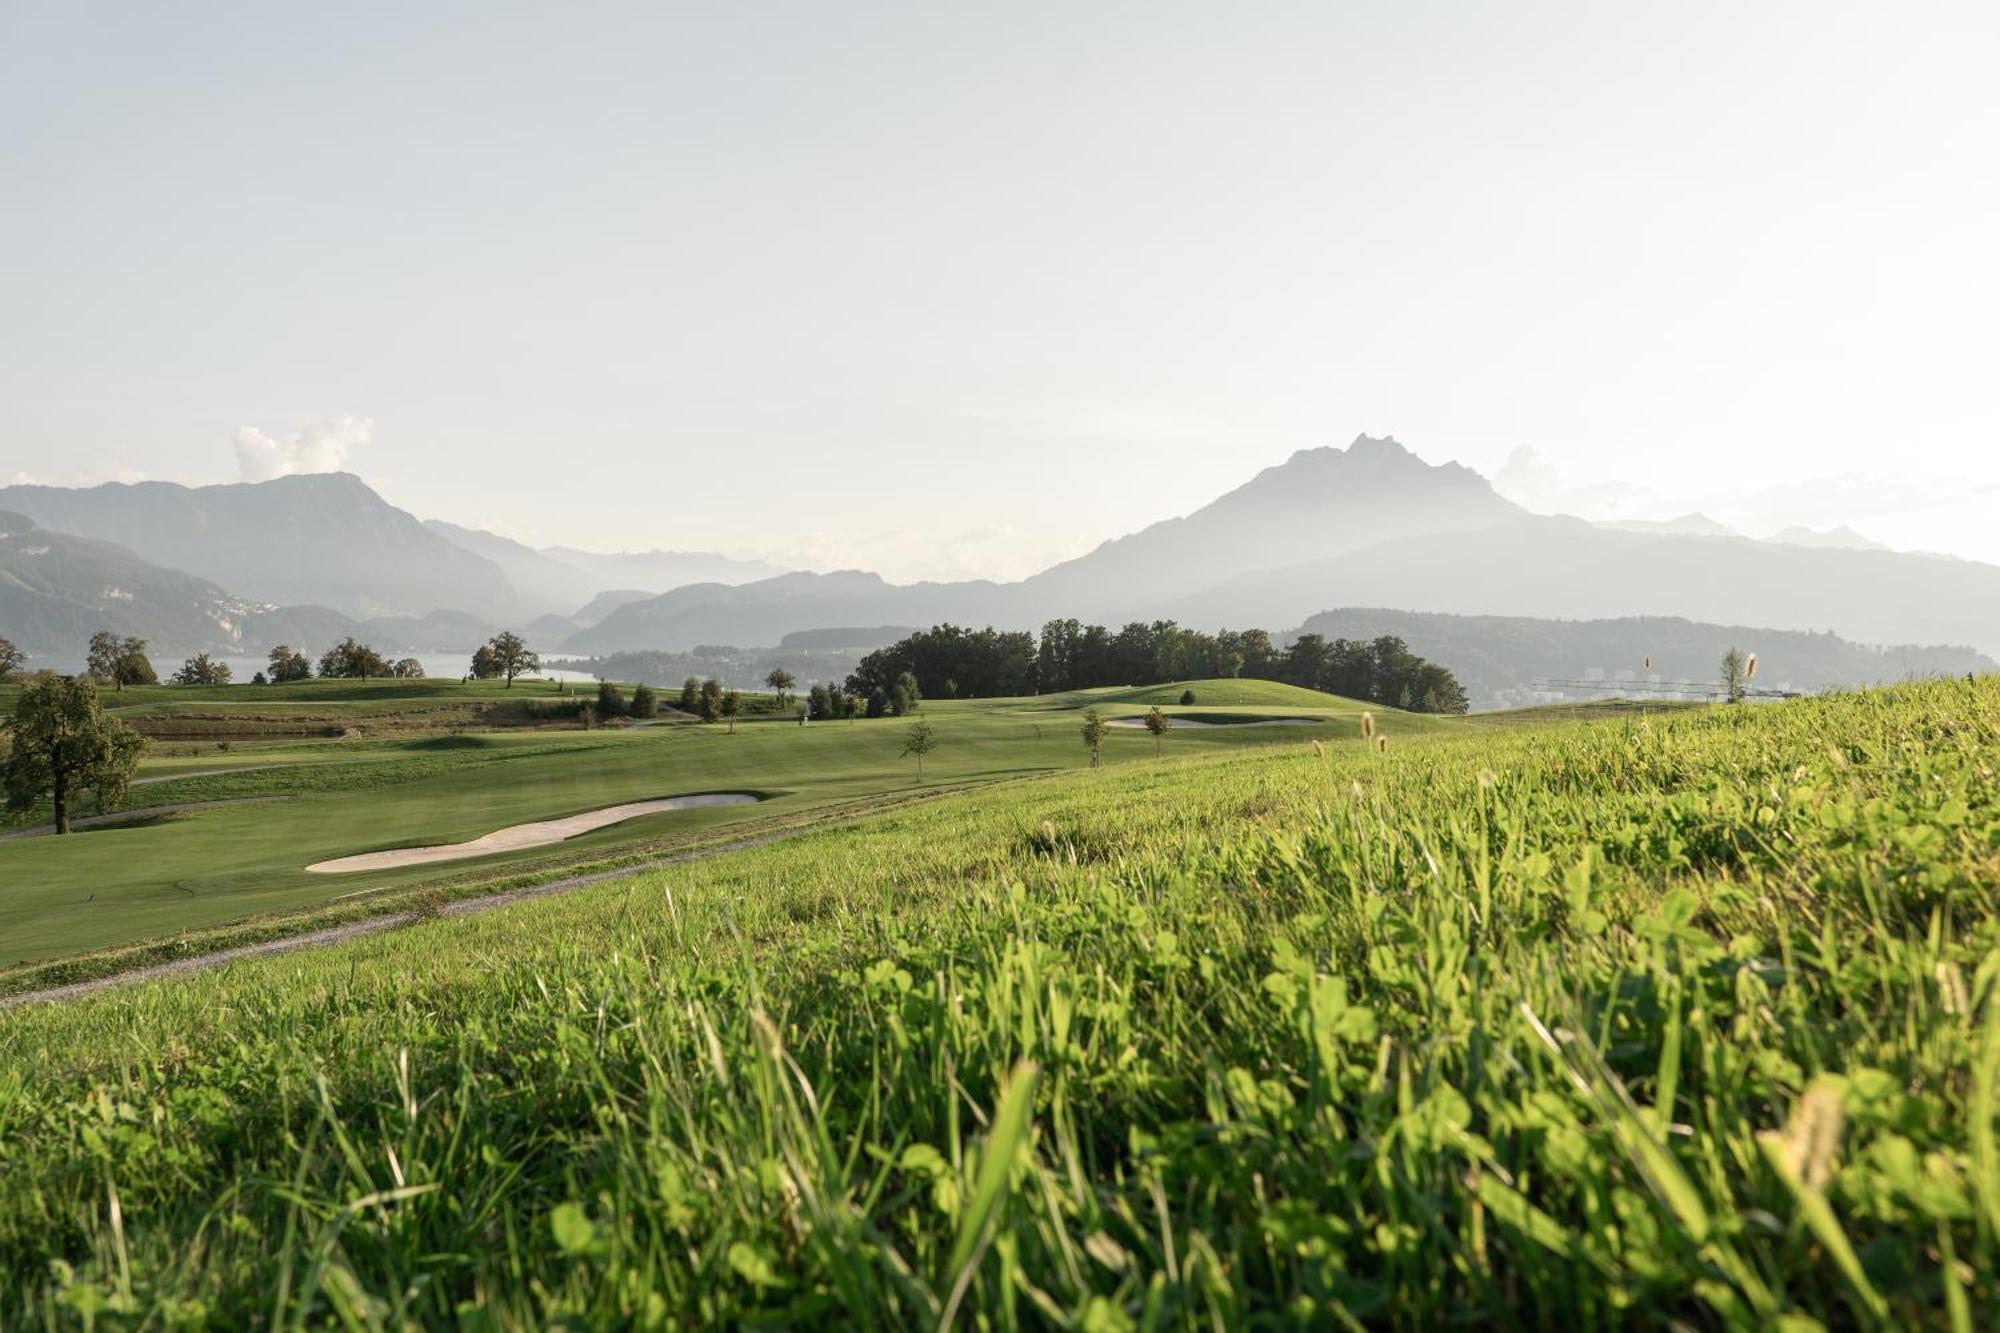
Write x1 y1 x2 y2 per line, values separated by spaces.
569 435 2000 658
0 473 514 620
1290 607 1993 709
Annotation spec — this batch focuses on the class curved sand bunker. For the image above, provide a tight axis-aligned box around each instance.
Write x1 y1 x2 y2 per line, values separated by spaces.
1107 715 1321 729
307 793 762 874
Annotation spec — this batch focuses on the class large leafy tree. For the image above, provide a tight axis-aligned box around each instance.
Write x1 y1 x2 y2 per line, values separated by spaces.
266 644 312 683
0 635 25 680
763 668 796 711
171 653 233 686
485 632 539 688
319 638 388 680
85 632 156 690
2 673 146 834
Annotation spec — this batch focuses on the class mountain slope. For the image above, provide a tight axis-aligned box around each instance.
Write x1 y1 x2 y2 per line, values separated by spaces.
423 520 594 616
1156 519 2000 655
0 474 516 619
0 510 260 665
563 571 1005 654
1291 606 1993 709
541 546 786 592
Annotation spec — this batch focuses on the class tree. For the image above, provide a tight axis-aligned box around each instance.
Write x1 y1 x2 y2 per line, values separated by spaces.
87 632 155 690
486 632 538 688
900 720 937 781
0 636 24 680
629 683 658 720
698 677 724 722
597 680 626 719
843 693 862 723
469 645 502 681
679 676 702 713
866 688 889 718
172 653 232 686
2 673 145 834
267 644 312 683
764 668 796 711
1179 689 1196 706
721 689 742 733
1142 706 1172 758
1721 647 1748 704
390 658 425 680
891 671 921 717
1080 707 1108 768
319 638 387 679
807 683 833 720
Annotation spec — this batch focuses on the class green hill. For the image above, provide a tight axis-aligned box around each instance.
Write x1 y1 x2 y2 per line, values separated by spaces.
2 678 1995 1324
1067 677 1381 709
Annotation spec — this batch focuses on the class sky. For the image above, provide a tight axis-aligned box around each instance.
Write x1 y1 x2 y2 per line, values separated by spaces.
3 2 1997 580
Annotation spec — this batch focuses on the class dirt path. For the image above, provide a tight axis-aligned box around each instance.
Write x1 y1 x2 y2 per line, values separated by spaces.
2 827 807 1009
132 764 284 786
0 796 293 841
306 793 763 873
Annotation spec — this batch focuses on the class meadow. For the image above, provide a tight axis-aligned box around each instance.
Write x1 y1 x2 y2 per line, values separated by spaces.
1 676 1994 1326
1 677 1395 974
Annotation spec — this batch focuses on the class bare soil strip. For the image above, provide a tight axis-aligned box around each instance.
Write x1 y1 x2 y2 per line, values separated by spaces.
305 793 763 873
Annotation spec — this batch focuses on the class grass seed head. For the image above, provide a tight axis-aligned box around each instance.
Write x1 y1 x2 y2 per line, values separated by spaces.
1746 652 1760 680
1374 735 1389 754
1360 712 1376 739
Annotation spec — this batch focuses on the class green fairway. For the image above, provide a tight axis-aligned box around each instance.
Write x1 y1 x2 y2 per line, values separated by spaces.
1 677 1994 1326
2 679 1408 966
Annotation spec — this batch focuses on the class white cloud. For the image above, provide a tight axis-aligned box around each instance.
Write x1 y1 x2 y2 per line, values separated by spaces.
234 416 374 482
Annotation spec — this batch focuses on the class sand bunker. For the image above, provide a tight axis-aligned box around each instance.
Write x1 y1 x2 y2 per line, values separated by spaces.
1107 716 1321 729
306 793 762 873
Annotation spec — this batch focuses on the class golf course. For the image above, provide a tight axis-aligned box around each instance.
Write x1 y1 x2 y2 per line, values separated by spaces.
0 673 1433 979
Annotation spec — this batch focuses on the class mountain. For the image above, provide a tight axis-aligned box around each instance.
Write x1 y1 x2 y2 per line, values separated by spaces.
0 510 259 666
570 589 657 627
423 520 596 616
1598 513 1739 538
1153 517 2000 656
1766 525 1887 551
563 435 2000 659
0 473 516 620
1015 434 1525 617
541 546 786 593
1291 607 1992 710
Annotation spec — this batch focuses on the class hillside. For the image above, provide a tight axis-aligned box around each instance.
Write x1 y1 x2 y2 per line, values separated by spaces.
1292 607 1995 708
3 679 1994 1324
0 473 516 619
0 509 255 664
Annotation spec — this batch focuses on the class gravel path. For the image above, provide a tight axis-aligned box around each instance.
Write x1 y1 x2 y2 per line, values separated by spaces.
2 827 808 1008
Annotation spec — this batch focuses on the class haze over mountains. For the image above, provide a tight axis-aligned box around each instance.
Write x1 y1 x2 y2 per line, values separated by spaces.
3 436 1996 684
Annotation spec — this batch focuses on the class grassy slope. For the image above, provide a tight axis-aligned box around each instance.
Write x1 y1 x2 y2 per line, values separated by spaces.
3 678 1996 1325
2 686 1378 963
1067 677 1377 709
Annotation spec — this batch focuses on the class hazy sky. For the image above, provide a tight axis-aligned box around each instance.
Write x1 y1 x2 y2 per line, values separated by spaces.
4 2 1997 579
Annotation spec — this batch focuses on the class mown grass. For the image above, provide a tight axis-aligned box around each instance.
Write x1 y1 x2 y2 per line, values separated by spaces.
2 678 1996 1326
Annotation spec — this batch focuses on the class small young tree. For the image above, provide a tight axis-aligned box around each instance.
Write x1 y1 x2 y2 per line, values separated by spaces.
1179 689 1196 706
629 683 658 719
900 720 937 781
1080 707 1108 768
1720 647 1748 705
267 644 312 683
1142 706 1172 757
0 636 25 680
597 680 626 719
252 670 268 685
2 673 146 834
721 689 742 733
764 668 796 711
172 653 233 686
486 632 539 688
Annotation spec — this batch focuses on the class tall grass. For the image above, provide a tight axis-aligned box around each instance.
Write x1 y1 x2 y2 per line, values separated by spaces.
2 678 1997 1326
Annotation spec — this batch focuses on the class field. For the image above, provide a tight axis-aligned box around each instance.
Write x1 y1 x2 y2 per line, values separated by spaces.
1 676 1995 1325
1 677 1394 973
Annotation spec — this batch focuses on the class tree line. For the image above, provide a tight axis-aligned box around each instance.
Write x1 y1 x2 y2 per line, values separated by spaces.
846 619 1469 713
